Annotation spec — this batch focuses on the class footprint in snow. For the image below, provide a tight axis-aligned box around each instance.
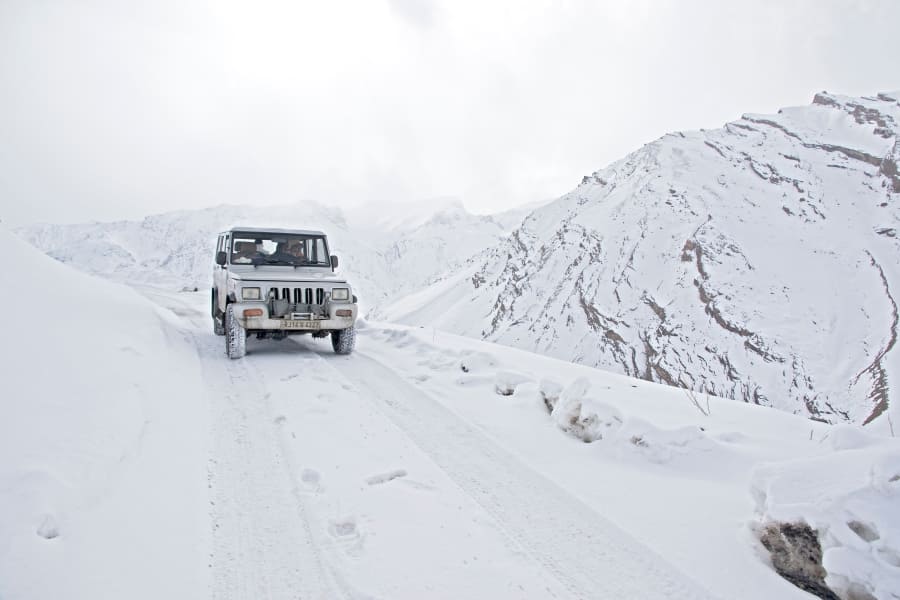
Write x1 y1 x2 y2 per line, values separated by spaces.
37 515 60 540
329 518 358 538
300 468 323 493
328 516 366 557
273 415 287 425
365 469 407 486
281 373 299 382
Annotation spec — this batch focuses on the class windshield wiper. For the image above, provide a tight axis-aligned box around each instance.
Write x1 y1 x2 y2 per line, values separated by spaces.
291 260 327 268
251 257 295 267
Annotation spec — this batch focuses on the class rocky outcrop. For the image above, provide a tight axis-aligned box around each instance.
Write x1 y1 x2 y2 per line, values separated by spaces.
759 522 839 600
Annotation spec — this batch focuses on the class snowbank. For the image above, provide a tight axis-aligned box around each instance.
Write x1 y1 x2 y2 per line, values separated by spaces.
363 322 900 599
548 377 623 442
751 430 900 600
0 227 209 599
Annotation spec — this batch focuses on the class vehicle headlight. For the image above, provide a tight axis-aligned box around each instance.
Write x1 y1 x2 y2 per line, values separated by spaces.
331 288 350 301
241 287 261 300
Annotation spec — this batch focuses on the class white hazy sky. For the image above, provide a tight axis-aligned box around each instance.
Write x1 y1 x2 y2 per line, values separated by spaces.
2 0 899 225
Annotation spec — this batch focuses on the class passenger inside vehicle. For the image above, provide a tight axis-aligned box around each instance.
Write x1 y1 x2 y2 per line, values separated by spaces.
231 241 258 263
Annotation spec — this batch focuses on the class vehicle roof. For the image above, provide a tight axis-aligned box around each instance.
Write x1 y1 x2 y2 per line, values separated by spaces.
221 227 327 236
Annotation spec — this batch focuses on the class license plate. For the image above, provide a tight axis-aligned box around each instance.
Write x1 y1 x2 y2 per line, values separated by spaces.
282 320 319 330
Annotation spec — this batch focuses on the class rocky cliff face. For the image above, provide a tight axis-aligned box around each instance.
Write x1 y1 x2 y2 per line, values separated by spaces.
388 92 900 425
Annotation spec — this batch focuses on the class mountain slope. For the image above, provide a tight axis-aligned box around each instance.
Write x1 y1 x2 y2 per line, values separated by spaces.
385 91 900 426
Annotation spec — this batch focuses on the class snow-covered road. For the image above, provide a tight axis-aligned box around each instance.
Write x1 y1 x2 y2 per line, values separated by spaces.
144 288 718 599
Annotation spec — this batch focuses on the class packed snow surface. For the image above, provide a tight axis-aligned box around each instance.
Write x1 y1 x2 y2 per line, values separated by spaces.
3 227 899 599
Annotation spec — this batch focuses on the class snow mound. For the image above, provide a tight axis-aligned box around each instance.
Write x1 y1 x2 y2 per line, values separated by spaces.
494 371 530 396
617 418 716 465
460 351 499 374
539 378 564 412
751 439 900 599
550 377 623 442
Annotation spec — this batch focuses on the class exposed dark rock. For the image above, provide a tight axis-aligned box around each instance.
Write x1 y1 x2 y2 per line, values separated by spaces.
759 522 839 600
815 143 882 167
856 254 897 425
643 294 667 322
812 92 839 108
880 141 900 192
744 116 804 141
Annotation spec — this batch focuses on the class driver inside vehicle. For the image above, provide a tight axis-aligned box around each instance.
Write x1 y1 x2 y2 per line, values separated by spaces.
232 241 257 263
288 241 307 260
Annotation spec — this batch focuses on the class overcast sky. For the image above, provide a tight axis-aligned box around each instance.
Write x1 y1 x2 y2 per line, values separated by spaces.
2 0 899 226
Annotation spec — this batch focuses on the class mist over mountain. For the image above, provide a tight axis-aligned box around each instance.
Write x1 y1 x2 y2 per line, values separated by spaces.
16 200 532 313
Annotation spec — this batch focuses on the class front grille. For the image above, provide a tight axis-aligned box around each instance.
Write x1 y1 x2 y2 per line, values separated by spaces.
269 286 326 304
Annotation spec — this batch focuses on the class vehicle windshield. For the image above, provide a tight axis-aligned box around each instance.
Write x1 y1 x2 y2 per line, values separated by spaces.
230 232 330 266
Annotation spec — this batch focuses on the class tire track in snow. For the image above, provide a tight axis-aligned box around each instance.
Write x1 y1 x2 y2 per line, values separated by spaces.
207 356 343 600
319 346 719 600
142 289 345 600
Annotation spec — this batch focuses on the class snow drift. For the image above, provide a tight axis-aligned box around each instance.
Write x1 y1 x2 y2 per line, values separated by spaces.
0 226 209 599
364 322 900 599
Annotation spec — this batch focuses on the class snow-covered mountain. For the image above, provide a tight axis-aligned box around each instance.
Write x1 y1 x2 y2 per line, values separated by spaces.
362 199 533 297
16 200 531 313
385 91 900 426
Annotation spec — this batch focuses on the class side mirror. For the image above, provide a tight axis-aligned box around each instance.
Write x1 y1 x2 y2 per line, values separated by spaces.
216 251 227 266
330 255 339 269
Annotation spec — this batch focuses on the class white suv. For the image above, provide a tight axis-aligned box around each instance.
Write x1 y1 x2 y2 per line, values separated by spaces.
211 227 358 358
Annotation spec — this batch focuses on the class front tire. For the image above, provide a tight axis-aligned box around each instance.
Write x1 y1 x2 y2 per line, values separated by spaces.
225 304 246 359
331 326 356 355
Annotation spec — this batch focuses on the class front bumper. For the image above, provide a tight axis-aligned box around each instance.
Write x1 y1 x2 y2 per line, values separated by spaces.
233 301 358 331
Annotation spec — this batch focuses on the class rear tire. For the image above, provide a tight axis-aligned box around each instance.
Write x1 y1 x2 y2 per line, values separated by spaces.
331 326 356 355
225 304 246 359
213 317 225 336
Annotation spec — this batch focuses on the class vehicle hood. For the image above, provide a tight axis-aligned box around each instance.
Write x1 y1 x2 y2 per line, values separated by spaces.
228 266 348 284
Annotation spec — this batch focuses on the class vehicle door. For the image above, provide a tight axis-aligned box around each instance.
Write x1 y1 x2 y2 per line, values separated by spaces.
213 233 228 312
